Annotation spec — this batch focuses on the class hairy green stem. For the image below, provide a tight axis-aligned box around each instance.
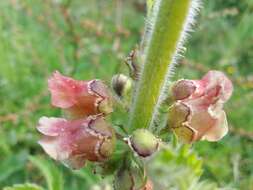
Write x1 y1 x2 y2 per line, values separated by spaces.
128 0 193 131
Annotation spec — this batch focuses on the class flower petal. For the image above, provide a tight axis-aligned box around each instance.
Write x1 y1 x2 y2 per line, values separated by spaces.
48 71 113 118
38 137 69 160
201 70 233 102
202 111 228 141
37 116 67 136
89 80 113 114
48 71 87 108
37 116 115 169
168 70 233 143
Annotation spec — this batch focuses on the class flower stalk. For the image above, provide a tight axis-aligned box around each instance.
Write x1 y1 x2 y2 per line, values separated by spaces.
129 0 200 131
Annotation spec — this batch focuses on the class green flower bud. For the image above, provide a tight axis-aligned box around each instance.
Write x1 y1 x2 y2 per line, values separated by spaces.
114 162 146 190
129 129 159 157
111 74 132 98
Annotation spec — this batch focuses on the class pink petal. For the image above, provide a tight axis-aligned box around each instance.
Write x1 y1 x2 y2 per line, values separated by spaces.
48 71 113 118
38 137 69 160
202 110 228 141
201 70 233 102
37 116 67 136
191 113 216 140
183 98 219 140
48 71 87 109
89 80 110 98
37 116 115 169
142 180 153 190
169 70 233 143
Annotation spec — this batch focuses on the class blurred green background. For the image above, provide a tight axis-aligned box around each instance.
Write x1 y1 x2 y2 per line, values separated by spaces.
0 0 252 189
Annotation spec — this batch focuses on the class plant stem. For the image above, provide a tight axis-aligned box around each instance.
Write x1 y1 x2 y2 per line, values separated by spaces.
128 0 194 131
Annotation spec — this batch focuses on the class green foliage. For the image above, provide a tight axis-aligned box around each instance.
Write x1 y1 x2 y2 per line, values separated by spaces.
0 152 28 184
29 157 64 190
3 183 44 190
148 145 203 176
147 145 225 190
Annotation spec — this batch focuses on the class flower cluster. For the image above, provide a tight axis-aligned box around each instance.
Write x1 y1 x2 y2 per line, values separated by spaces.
36 69 232 189
37 71 115 169
168 71 233 143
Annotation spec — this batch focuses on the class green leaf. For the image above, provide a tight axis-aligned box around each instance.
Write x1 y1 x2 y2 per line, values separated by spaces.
29 156 64 190
71 164 100 187
146 145 221 189
0 152 28 183
3 183 44 190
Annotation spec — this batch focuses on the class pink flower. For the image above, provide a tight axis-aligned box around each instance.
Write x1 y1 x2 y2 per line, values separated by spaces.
142 180 153 190
37 115 115 169
168 71 233 143
48 71 113 118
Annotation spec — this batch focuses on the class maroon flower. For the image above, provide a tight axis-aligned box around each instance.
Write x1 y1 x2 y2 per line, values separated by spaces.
37 115 115 169
48 71 113 118
168 71 233 143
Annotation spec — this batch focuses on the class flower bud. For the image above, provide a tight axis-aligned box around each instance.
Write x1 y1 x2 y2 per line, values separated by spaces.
114 163 150 190
171 79 196 100
129 129 159 157
168 71 233 143
171 70 233 102
37 115 115 169
48 71 113 118
111 74 132 98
